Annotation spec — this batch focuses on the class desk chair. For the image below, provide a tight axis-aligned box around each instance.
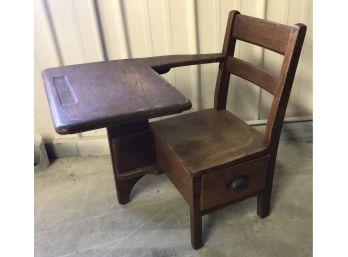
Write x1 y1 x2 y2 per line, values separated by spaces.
147 10 307 249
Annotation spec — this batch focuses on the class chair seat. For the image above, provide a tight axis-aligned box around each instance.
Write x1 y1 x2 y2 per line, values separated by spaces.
151 109 269 176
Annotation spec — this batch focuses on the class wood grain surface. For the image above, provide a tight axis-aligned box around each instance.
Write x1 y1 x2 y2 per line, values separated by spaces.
151 109 268 176
232 13 292 55
200 155 270 210
42 60 191 134
41 9 307 250
225 56 278 94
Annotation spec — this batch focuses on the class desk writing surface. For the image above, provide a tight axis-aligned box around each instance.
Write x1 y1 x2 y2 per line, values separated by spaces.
42 60 191 134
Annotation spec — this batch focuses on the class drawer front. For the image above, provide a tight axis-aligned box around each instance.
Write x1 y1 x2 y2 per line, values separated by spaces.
201 155 270 211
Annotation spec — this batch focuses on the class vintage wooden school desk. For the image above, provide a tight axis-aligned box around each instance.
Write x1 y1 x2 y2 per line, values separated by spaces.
42 11 306 249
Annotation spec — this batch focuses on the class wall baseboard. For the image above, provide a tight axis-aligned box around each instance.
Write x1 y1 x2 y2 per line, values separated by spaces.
44 119 312 159
45 136 109 159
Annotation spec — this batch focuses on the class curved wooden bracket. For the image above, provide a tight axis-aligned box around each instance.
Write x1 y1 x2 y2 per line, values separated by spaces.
115 175 144 205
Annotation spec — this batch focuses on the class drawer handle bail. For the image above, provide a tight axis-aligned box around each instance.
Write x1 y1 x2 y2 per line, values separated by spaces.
227 176 248 190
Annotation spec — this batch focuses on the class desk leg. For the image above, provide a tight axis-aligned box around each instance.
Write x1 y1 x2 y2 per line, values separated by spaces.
107 120 159 204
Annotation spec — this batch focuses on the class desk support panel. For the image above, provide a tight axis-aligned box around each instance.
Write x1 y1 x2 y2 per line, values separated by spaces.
107 120 160 204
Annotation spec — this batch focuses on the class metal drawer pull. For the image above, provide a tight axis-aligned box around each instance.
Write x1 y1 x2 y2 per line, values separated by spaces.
227 176 248 190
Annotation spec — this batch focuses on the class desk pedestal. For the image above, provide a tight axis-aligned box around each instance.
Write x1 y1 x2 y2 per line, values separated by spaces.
107 120 160 204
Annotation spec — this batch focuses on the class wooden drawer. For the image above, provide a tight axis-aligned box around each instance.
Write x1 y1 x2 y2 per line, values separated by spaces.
200 155 270 211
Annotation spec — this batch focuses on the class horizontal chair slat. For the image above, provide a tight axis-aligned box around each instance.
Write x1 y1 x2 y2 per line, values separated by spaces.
232 14 292 55
225 56 278 95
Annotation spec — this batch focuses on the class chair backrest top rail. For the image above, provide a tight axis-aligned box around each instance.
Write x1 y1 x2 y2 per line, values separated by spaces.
232 14 292 55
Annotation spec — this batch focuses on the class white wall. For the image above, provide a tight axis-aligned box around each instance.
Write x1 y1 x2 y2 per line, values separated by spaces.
34 0 312 140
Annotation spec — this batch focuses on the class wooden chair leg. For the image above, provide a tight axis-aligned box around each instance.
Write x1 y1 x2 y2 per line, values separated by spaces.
190 177 203 249
257 156 276 218
190 207 203 249
114 175 144 205
257 188 271 218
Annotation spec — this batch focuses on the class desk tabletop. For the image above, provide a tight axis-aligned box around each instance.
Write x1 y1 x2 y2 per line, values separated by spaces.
42 59 191 134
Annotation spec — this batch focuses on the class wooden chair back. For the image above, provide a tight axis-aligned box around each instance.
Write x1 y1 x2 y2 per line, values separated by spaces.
214 10 307 151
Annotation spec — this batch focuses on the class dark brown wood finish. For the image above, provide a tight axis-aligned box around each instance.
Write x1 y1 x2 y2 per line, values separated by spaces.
41 53 226 238
42 54 227 134
154 134 193 205
42 10 306 251
190 177 202 249
107 121 157 178
232 14 292 55
150 11 307 249
106 122 152 204
258 24 307 217
214 10 239 110
42 60 192 134
225 57 278 94
139 53 224 74
151 109 268 176
200 155 269 210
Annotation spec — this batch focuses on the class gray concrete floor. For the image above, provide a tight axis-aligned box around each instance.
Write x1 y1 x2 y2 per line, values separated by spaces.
35 124 312 257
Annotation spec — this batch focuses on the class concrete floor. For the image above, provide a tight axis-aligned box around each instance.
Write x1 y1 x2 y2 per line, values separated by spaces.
35 124 312 257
